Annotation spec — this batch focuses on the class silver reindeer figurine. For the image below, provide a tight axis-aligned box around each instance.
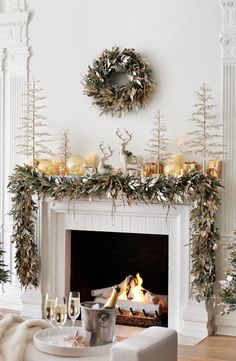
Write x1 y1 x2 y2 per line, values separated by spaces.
116 128 142 174
97 142 114 174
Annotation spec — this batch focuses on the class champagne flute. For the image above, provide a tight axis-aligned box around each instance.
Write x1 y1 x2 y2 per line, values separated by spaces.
68 291 81 328
44 292 57 327
54 296 67 335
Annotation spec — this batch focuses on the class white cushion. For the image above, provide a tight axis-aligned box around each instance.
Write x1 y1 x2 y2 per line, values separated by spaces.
110 327 177 361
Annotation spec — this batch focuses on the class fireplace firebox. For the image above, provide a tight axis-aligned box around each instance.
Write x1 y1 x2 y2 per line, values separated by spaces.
70 230 168 303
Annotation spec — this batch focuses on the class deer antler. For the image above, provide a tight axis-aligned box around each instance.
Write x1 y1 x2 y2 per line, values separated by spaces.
116 128 132 145
124 129 132 142
116 128 126 141
99 142 113 160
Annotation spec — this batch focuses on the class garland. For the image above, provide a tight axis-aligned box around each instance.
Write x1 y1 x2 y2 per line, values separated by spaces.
83 47 155 116
8 165 221 300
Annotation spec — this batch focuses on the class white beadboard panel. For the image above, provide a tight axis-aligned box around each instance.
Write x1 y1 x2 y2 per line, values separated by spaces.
153 217 163 234
121 215 131 233
130 216 140 233
137 216 147 233
92 213 101 231
146 216 154 234
113 215 123 232
85 214 93 230
98 214 111 232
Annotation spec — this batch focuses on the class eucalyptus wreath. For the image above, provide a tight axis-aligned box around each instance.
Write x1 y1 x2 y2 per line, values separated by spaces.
83 47 155 115
8 165 221 301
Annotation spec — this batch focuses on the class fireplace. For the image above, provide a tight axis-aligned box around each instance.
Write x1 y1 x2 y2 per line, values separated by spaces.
70 230 168 327
70 230 168 303
20 198 215 341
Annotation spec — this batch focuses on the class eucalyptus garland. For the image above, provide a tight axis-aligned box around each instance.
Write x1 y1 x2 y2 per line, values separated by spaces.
8 165 221 300
83 47 155 115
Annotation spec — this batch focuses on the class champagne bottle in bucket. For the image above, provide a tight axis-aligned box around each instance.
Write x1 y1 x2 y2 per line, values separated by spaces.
80 285 121 346
103 285 121 309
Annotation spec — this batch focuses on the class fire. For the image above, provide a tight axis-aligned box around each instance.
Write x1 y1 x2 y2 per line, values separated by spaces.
119 273 147 303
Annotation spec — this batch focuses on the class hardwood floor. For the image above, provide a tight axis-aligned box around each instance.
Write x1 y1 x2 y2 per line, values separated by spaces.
178 335 236 361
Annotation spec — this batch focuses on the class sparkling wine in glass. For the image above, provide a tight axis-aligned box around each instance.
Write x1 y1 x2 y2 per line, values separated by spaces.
44 293 57 327
54 296 67 333
68 291 80 328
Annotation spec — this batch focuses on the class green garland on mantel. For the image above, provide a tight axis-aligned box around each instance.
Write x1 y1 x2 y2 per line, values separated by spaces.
8 165 222 301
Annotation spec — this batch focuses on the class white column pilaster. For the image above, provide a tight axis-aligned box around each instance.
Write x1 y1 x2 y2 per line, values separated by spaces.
0 9 29 313
216 0 236 335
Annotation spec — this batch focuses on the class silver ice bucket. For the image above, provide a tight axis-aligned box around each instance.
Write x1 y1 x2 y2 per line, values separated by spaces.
80 301 117 346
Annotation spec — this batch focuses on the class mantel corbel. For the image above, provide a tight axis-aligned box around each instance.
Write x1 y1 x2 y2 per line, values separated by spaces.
219 1 236 58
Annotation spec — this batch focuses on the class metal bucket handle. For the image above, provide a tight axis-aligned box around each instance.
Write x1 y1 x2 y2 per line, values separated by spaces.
97 311 111 328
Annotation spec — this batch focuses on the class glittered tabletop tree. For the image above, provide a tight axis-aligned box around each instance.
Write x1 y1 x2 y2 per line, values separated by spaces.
183 83 223 172
219 233 236 315
17 78 52 167
58 129 71 175
145 109 170 163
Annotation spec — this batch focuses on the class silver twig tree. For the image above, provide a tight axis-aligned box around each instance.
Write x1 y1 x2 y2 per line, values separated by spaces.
59 129 71 168
183 83 223 172
17 78 52 167
145 109 170 163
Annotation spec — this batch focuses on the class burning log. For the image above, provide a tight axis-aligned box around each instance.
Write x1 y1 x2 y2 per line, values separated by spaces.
91 275 134 299
91 273 168 316
93 297 162 316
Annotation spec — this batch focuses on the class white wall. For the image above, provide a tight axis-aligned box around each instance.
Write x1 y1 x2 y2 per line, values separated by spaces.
26 0 221 166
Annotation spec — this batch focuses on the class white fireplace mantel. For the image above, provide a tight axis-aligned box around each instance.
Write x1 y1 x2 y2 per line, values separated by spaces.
0 0 233 338
19 198 214 341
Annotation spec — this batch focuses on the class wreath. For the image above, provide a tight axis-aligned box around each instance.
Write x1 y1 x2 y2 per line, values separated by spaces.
83 47 155 116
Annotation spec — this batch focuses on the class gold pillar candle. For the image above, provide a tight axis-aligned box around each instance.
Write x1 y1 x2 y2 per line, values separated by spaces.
183 161 199 174
207 160 222 179
144 162 164 176
59 163 68 176
183 162 191 174
173 165 181 177
164 163 176 176
190 161 199 171
52 160 61 175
